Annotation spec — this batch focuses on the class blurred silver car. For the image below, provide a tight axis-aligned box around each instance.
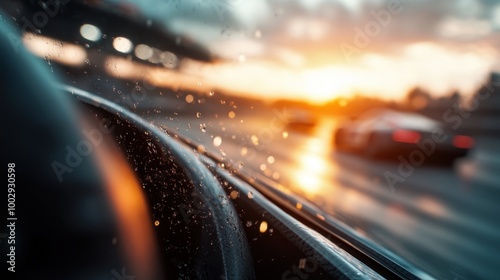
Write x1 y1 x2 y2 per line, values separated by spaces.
335 109 474 162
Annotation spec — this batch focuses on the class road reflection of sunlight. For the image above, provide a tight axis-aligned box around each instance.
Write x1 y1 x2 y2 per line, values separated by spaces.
290 119 337 198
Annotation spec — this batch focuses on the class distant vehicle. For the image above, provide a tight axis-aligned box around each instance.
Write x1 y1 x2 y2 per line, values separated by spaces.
285 108 317 132
335 109 474 162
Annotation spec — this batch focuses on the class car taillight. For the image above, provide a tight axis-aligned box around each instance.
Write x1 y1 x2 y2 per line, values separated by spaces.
453 135 474 149
392 130 421 144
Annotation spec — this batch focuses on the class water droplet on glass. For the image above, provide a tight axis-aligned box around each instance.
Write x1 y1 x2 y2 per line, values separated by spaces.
213 136 222 147
259 221 268 233
296 202 303 210
267 156 275 164
197 145 206 153
251 135 259 145
230 190 239 199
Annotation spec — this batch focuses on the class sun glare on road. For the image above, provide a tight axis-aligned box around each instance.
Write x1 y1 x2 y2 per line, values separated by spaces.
291 119 336 197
